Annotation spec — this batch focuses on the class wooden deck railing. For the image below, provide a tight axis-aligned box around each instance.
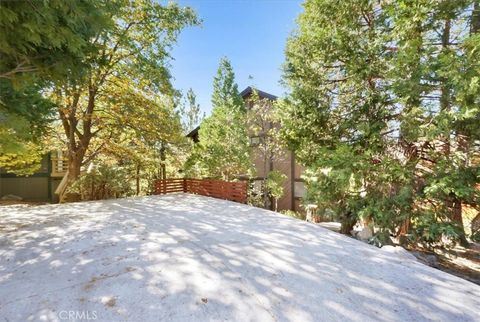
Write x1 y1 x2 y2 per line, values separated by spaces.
51 158 69 177
153 178 247 204
154 178 186 194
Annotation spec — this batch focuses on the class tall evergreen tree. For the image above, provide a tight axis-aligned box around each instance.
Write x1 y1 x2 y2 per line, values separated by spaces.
0 80 55 174
0 0 113 174
186 58 252 180
0 0 111 80
279 0 479 245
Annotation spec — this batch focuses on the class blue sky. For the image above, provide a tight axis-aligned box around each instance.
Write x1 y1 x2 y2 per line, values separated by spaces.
170 0 303 115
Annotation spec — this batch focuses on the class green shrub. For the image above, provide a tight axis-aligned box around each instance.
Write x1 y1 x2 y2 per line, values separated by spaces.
68 164 133 200
280 209 306 221
266 170 287 211
412 213 461 246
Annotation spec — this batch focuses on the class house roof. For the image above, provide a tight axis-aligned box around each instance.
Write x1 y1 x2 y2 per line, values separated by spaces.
186 126 200 142
240 86 278 100
185 87 277 142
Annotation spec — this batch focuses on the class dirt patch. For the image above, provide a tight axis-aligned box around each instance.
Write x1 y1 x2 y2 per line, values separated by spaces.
410 243 480 285
84 268 136 291
316 221 480 285
84 274 112 291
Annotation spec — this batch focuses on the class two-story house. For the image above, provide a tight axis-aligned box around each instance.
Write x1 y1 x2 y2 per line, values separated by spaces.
187 87 305 212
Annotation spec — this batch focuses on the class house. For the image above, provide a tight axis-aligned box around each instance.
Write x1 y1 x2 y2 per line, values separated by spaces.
186 86 306 212
0 151 67 203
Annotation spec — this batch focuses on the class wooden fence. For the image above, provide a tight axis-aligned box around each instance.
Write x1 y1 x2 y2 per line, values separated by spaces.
153 178 247 203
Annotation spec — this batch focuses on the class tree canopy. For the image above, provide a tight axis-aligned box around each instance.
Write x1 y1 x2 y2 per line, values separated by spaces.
279 0 480 244
0 0 114 174
0 0 113 81
47 0 199 196
0 79 56 174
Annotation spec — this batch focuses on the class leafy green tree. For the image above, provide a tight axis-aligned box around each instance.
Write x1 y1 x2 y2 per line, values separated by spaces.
67 164 133 201
266 170 287 212
186 58 252 180
49 0 199 195
96 76 188 194
387 0 479 245
0 80 55 174
279 0 394 234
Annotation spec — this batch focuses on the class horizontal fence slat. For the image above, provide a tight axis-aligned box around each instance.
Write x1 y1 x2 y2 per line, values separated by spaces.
153 178 247 203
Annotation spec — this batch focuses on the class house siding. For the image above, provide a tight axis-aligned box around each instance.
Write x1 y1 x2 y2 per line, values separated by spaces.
0 154 56 202
242 87 304 213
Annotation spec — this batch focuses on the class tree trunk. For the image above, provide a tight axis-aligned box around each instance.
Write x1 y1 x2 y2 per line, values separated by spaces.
60 152 83 202
453 198 469 246
58 86 95 202
449 0 480 247
160 144 166 180
439 17 468 245
340 221 356 235
136 164 140 195
339 212 356 235
398 216 410 236
439 18 451 156
399 19 423 237
263 153 270 209
263 178 269 209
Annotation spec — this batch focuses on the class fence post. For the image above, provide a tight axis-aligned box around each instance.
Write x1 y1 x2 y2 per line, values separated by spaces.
183 178 187 193
242 181 247 203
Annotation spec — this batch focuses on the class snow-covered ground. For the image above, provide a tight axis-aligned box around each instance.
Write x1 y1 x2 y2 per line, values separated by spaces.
0 193 479 322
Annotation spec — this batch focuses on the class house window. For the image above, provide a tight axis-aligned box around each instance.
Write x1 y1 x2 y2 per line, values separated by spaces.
294 181 306 198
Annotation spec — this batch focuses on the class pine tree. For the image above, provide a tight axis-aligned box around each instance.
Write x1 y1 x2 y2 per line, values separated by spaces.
186 58 252 180
279 0 479 245
280 0 395 235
